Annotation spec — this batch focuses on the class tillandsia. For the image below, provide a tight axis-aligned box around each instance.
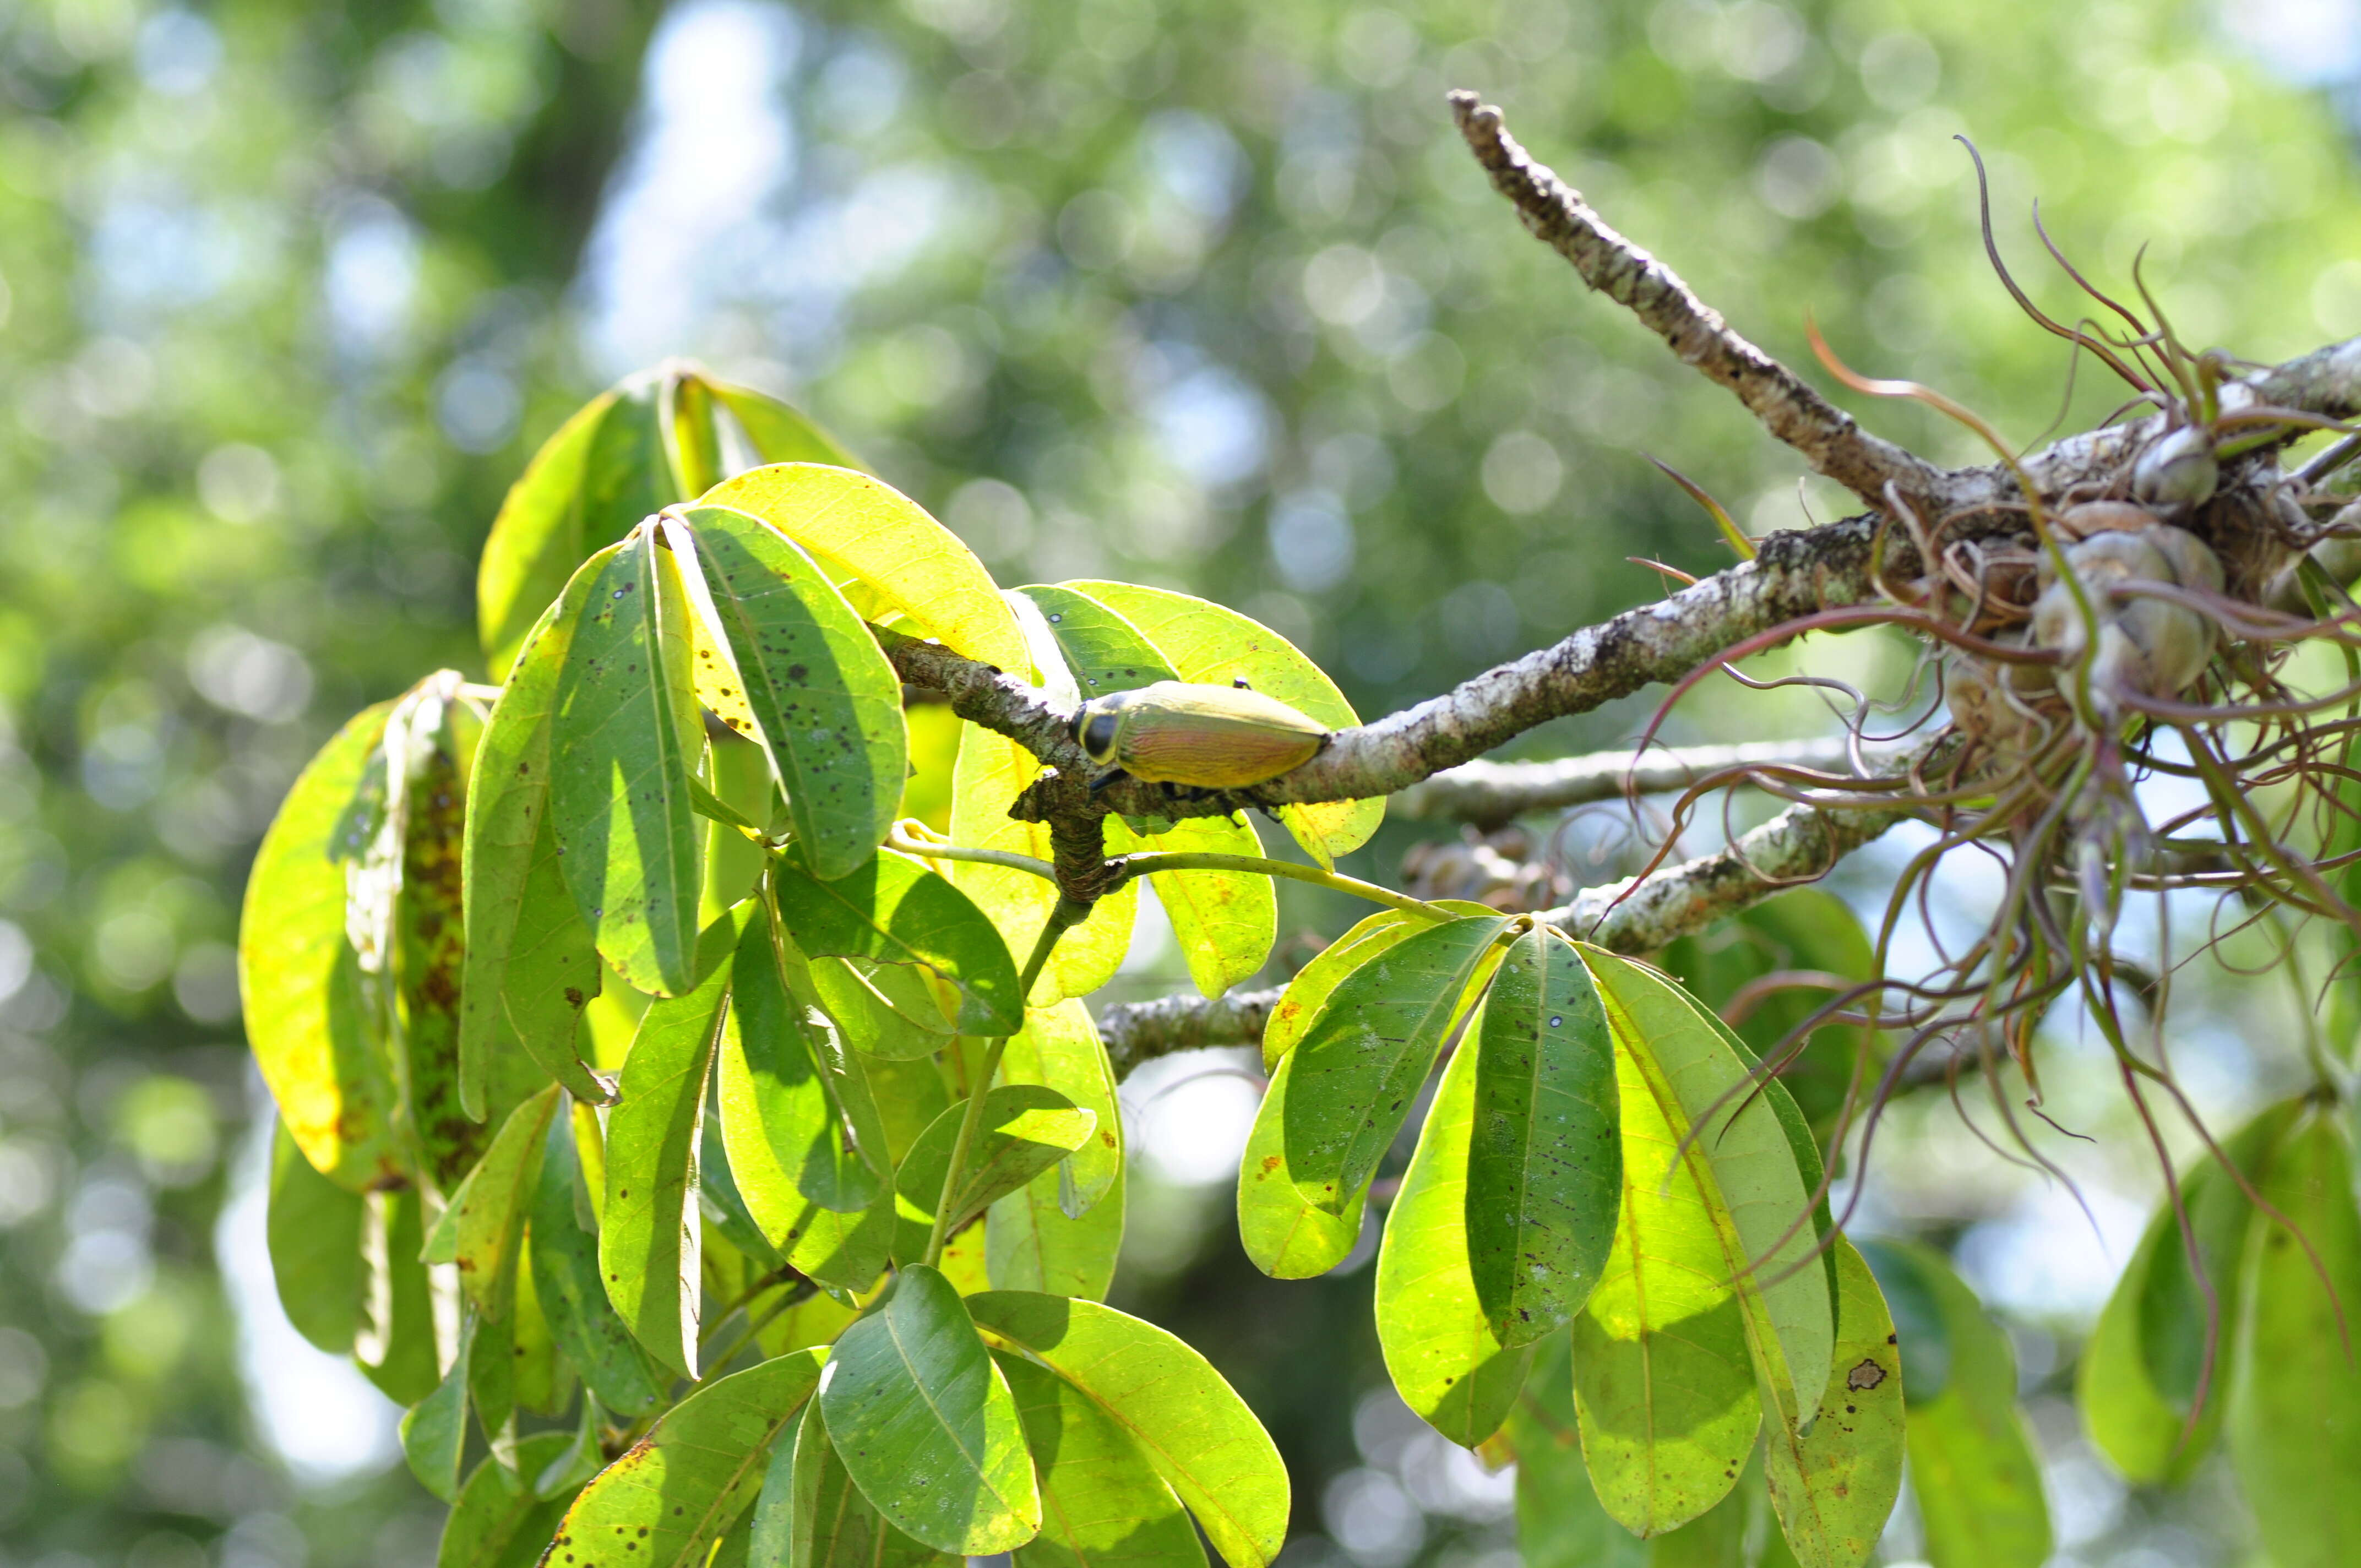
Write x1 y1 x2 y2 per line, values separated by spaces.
232 94 2361 1568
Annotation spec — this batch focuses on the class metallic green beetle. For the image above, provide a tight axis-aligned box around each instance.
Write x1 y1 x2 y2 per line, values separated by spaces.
1071 679 1330 789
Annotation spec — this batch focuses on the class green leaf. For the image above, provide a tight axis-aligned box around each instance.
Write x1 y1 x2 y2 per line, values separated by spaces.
773 850 1025 1035
708 380 863 471
1580 948 1833 1429
1469 928 1619 1348
1062 580 1381 865
966 1292 1288 1568
1760 1238 1905 1568
1142 813 1278 1002
807 956 957 1061
358 1188 443 1406
1282 914 1510 1214
601 906 751 1378
438 1431 583 1568
988 1161 1127 1304
457 1087 561 1321
675 505 907 879
1236 1052 1366 1280
463 558 612 1114
1374 1009 1535 1445
778 1397 954 1568
998 999 1122 1216
553 530 706 997
509 1260 572 1419
531 1114 667 1416
891 1086 1097 1265
1260 909 1427 1072
403 1314 476 1503
2228 1111 2361 1568
995 1351 1210 1568
700 465 1029 674
946 721 1139 1008
2080 1099 2297 1484
266 1119 366 1353
818 1264 1041 1553
1503 1331 1647 1568
240 701 401 1189
1566 1006 1758 1536
1858 1240 2049 1568
553 1347 828 1568
1017 583 1182 698
479 378 672 683
1656 890 1881 1140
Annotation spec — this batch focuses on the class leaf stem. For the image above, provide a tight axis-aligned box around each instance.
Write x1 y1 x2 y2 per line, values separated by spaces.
1113 851 1458 922
918 901 1087 1268
885 827 1060 882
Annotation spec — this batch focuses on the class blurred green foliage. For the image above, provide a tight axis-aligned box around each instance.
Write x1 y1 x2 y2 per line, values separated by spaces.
1 0 2358 1564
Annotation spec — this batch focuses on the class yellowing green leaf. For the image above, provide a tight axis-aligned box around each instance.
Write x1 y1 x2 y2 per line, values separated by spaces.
1760 1238 1905 1568
1260 908 1426 1072
553 1347 828 1568
454 1086 560 1322
997 999 1122 1216
676 505 907 879
1143 813 1277 1001
699 465 1027 673
552 531 706 997
988 1160 1126 1304
996 1351 1209 1568
778 1397 953 1568
966 1291 1289 1568
773 849 1026 1036
890 1086 1096 1264
1236 1052 1365 1281
1503 1331 1647 1568
1374 1011 1535 1445
240 701 400 1190
530 1114 666 1416
266 1119 366 1354
819 1265 1041 1554
437 1431 583 1568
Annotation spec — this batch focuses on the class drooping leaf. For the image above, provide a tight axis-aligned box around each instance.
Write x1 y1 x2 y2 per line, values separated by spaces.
1581 948 1834 1430
818 1264 1041 1554
1282 914 1510 1214
551 1347 828 1568
995 1351 1209 1568
773 850 1025 1036
2080 1098 2298 1484
890 1086 1096 1265
1760 1238 1905 1568
456 1086 561 1321
437 1431 583 1568
1062 580 1380 865
601 907 750 1378
946 721 1138 1008
988 1160 1126 1304
1567 1006 1759 1536
530 1113 666 1416
1260 908 1427 1072
2227 1111 2361 1568
966 1292 1289 1568
998 1000 1122 1216
552 530 706 997
1656 890 1882 1140
357 1188 443 1406
266 1118 366 1353
241 701 401 1189
1502 1331 1647 1568
1236 1052 1366 1281
775 1397 954 1568
1141 813 1277 1003
676 505 907 879
708 380 863 472
402 1313 476 1503
1858 1240 2049 1568
1374 1009 1535 1445
699 465 1029 673
463 559 612 1113
1468 928 1619 1348
478 378 672 682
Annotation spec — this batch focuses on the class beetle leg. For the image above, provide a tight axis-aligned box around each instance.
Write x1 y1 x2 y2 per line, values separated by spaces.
1087 767 1131 794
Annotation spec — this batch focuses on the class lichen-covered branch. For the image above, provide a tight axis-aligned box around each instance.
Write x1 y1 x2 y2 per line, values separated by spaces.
1449 91 1940 510
1099 986 1281 1077
1393 736 1889 827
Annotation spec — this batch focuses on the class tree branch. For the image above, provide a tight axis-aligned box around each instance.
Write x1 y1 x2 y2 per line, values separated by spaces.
1393 736 1895 827
1448 91 1941 510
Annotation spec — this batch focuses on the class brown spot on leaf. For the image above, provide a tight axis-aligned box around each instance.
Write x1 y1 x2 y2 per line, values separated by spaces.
1845 1358 1887 1392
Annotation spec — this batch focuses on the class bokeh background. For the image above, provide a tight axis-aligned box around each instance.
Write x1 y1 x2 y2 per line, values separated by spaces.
5 0 2361 1564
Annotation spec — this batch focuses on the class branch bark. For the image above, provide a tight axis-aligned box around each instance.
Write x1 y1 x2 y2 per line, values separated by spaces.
1393 736 1895 827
